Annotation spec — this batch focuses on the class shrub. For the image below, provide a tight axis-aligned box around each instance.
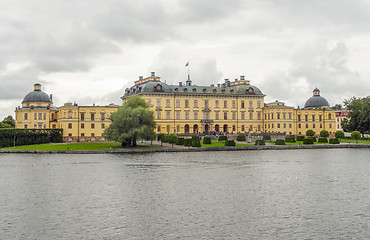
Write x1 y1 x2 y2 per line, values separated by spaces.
308 136 317 142
351 131 361 143
320 130 329 138
218 135 227 141
184 139 192 146
157 133 165 142
329 138 340 144
335 131 344 139
275 139 286 145
203 136 212 144
236 134 246 141
263 135 271 141
224 140 236 146
318 137 328 143
167 134 178 146
255 140 265 145
285 135 296 142
306 129 315 137
161 135 168 143
296 135 305 141
303 138 314 144
191 135 201 147
0 129 63 147
176 137 184 145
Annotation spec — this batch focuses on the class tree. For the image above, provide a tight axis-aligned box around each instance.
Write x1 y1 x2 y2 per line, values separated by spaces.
306 129 315 137
167 134 178 148
342 96 370 136
0 116 15 128
335 131 344 141
320 130 329 138
351 131 361 143
331 104 343 110
104 95 156 147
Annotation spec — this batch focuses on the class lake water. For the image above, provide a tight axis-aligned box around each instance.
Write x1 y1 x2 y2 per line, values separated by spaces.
1 149 369 239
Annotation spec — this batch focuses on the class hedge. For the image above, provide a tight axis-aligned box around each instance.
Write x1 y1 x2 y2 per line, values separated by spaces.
184 139 192 146
224 140 236 146
303 138 314 144
236 134 246 141
176 137 184 145
203 136 212 144
296 136 305 141
263 135 271 141
275 139 286 145
0 128 63 147
191 135 201 147
329 138 340 144
218 135 228 141
318 137 328 143
255 140 265 145
285 135 296 142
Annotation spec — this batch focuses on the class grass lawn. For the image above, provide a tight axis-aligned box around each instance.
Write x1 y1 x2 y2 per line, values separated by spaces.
2 142 159 151
201 141 254 147
340 138 370 144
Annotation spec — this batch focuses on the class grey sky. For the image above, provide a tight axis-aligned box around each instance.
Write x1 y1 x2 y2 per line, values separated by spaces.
1 0 369 119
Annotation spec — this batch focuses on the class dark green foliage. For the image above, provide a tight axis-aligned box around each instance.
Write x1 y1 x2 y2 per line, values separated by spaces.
303 138 314 144
183 138 192 146
176 137 184 145
255 140 265 145
0 116 15 128
262 135 271 141
329 138 340 144
167 134 178 147
224 140 236 146
342 96 370 135
191 135 201 147
318 137 328 143
306 129 315 137
285 135 296 142
218 135 227 141
203 136 212 144
0 129 63 147
236 134 246 141
351 131 361 143
320 130 329 138
335 131 344 139
309 137 317 142
275 139 286 145
296 135 305 141
157 133 165 142
161 135 168 143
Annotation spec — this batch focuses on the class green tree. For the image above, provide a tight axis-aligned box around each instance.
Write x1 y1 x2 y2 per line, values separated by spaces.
335 131 344 141
351 131 361 143
104 95 156 147
0 116 15 128
320 130 329 138
306 129 315 137
331 104 342 110
167 134 178 148
342 97 370 136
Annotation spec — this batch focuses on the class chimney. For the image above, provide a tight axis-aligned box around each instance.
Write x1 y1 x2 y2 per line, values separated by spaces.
217 84 220 87
240 76 245 81
139 76 143 80
224 79 229 83
179 82 183 87
151 72 155 77
50 94 53 101
235 78 238 82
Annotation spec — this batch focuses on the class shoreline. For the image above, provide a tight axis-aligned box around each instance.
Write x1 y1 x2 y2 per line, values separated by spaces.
1 143 369 154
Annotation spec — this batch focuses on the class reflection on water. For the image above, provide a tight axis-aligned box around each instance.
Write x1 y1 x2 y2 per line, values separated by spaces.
1 149 369 239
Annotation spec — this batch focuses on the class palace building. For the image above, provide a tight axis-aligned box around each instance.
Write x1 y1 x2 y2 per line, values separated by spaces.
15 73 337 141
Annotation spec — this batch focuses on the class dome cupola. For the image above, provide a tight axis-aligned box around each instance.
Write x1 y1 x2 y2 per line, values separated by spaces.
22 83 52 104
304 88 330 109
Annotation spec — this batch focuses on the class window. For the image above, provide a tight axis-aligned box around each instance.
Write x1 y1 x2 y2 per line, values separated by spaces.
157 126 161 132
271 113 274 119
305 115 308 121
24 113 28 120
258 125 261 131
242 125 245 131
298 115 301 121
81 123 85 129
215 100 219 108
329 123 332 128
166 99 171 108
232 112 236 120
319 115 322 121
204 100 209 108
241 101 245 108
224 112 227 120
68 123 72 129
224 100 227 108
68 111 72 119
249 112 253 120
328 113 332 120
283 123 286 128
176 112 180 120
185 100 189 108
101 113 105 121
176 125 180 133
91 133 95 137
81 133 85 137
194 112 198 120
320 123 322 128
166 111 170 120
91 123 95 129
43 113 46 120
312 115 315 121
194 100 198 108
81 113 85 121
277 123 280 128
204 112 209 120
215 112 219 120
241 112 245 120
157 112 161 120
289 113 292 119
91 113 95 121
249 101 253 109
257 101 261 108
101 123 105 129
167 125 170 133
24 124 28 129
283 113 286 119
257 112 261 120
313 123 315 128
232 100 236 109
38 113 42 120
185 112 189 120
289 124 292 128
277 113 280 119
306 123 309 128
271 124 274 128
298 124 301 128
68 133 72 137
233 125 236 132
175 99 180 107
157 99 161 107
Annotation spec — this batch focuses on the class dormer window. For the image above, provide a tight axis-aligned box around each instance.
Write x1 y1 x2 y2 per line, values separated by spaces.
193 88 197 92
230 89 234 93
184 88 187 92
154 84 163 92
203 89 207 92
222 89 225 93
213 89 217 92
247 87 254 94
174 88 178 92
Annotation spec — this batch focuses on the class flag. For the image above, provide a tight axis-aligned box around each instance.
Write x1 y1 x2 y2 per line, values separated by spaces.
185 62 189 67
